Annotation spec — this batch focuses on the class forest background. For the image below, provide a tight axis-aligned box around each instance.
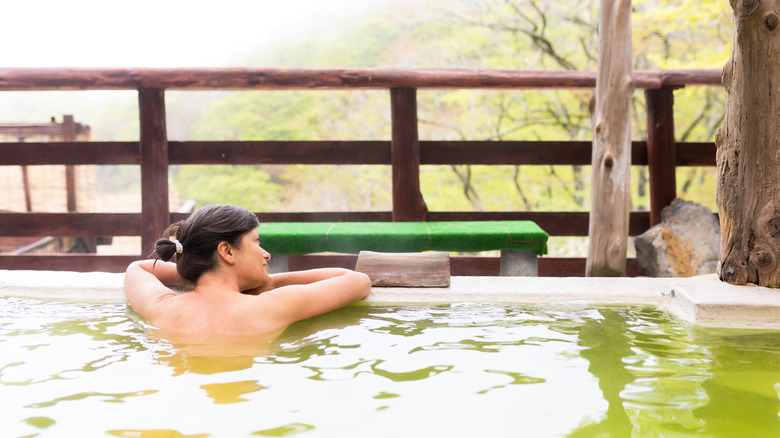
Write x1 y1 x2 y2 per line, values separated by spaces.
0 0 732 257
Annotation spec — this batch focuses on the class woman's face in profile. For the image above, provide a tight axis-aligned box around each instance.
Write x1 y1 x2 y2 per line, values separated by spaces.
234 231 272 290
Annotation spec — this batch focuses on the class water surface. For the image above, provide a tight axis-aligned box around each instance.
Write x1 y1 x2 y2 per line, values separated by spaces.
1 297 779 437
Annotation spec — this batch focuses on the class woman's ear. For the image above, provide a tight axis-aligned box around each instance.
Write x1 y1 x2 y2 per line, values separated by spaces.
216 241 235 264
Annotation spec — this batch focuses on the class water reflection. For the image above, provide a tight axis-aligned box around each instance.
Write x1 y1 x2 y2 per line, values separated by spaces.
567 308 634 437
144 304 369 376
692 328 780 437
621 310 712 436
106 429 210 438
261 305 369 365
567 307 721 436
370 360 453 382
251 423 316 436
0 299 148 386
26 389 158 408
565 307 780 437
149 328 282 376
200 380 266 404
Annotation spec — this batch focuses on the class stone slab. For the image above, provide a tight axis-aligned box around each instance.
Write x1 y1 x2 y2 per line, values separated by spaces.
667 274 780 328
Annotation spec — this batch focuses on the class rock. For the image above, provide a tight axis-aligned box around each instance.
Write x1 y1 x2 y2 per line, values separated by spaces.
635 199 720 277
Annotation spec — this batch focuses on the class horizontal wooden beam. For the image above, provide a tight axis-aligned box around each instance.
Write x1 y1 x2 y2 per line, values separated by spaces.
422 141 660 166
0 140 715 166
0 210 654 244
538 257 642 277
675 142 716 166
0 210 649 239
425 211 589 235
0 213 141 236
169 141 390 165
0 122 90 137
0 68 722 91
0 212 358 237
171 211 396 224
0 142 139 165
0 254 140 272
187 210 649 237
422 141 591 165
659 69 723 87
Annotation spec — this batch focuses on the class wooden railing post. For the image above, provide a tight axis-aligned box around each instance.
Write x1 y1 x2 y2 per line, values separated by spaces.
645 86 677 227
390 87 428 222
138 88 169 256
18 136 33 212
63 115 77 212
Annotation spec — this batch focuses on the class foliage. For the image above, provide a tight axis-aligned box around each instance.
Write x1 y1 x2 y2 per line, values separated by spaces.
174 165 282 212
190 91 322 141
278 165 392 212
167 0 732 256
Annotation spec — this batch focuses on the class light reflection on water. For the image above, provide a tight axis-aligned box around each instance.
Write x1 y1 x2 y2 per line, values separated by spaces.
1 297 780 437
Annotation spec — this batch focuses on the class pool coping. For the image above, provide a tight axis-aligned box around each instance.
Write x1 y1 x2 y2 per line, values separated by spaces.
2 270 780 329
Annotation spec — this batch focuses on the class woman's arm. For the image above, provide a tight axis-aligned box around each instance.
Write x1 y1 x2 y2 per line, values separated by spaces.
244 268 358 295
250 269 372 326
123 260 183 319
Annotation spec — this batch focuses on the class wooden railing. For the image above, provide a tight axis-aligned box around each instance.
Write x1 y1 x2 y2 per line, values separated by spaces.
0 68 722 276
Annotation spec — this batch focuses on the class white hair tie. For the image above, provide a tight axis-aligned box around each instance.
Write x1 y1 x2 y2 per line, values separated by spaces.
169 236 183 254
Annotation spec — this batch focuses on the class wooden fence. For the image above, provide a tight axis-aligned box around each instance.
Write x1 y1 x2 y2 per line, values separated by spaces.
0 68 722 276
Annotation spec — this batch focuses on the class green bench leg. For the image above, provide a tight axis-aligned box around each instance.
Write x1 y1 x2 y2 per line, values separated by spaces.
500 250 538 276
268 255 289 274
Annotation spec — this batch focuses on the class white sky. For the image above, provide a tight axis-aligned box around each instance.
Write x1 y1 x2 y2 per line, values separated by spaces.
2 0 389 67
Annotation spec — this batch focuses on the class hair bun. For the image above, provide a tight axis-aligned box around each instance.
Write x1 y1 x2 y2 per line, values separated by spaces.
152 238 179 262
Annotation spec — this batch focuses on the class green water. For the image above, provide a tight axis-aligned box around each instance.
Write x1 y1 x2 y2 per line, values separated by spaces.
1 297 779 437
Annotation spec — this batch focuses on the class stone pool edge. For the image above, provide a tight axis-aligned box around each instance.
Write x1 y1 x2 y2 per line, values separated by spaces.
2 270 780 329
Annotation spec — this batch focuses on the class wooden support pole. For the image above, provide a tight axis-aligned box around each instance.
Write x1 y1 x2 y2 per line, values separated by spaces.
390 87 428 222
645 87 677 227
586 0 633 277
63 115 78 212
138 88 169 256
17 136 33 212
21 165 32 212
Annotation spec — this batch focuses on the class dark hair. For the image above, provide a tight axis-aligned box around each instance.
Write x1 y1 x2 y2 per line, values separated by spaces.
152 204 259 283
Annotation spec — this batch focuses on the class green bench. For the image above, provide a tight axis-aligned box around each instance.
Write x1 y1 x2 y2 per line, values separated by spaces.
257 221 548 276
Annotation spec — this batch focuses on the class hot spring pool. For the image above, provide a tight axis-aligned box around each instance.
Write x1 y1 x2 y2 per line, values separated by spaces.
2 296 780 437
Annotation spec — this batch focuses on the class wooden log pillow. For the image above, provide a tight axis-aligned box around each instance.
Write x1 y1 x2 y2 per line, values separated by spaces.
355 251 450 287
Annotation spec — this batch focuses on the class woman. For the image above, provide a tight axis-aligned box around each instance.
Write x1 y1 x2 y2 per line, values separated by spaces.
124 204 372 335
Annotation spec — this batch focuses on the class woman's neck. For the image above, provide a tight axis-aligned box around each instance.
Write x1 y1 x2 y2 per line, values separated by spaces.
195 270 241 296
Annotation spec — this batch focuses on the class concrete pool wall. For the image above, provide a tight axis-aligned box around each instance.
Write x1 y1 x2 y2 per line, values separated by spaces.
2 270 780 329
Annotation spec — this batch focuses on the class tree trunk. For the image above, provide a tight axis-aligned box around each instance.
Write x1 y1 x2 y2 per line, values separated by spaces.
717 0 780 287
586 0 634 277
